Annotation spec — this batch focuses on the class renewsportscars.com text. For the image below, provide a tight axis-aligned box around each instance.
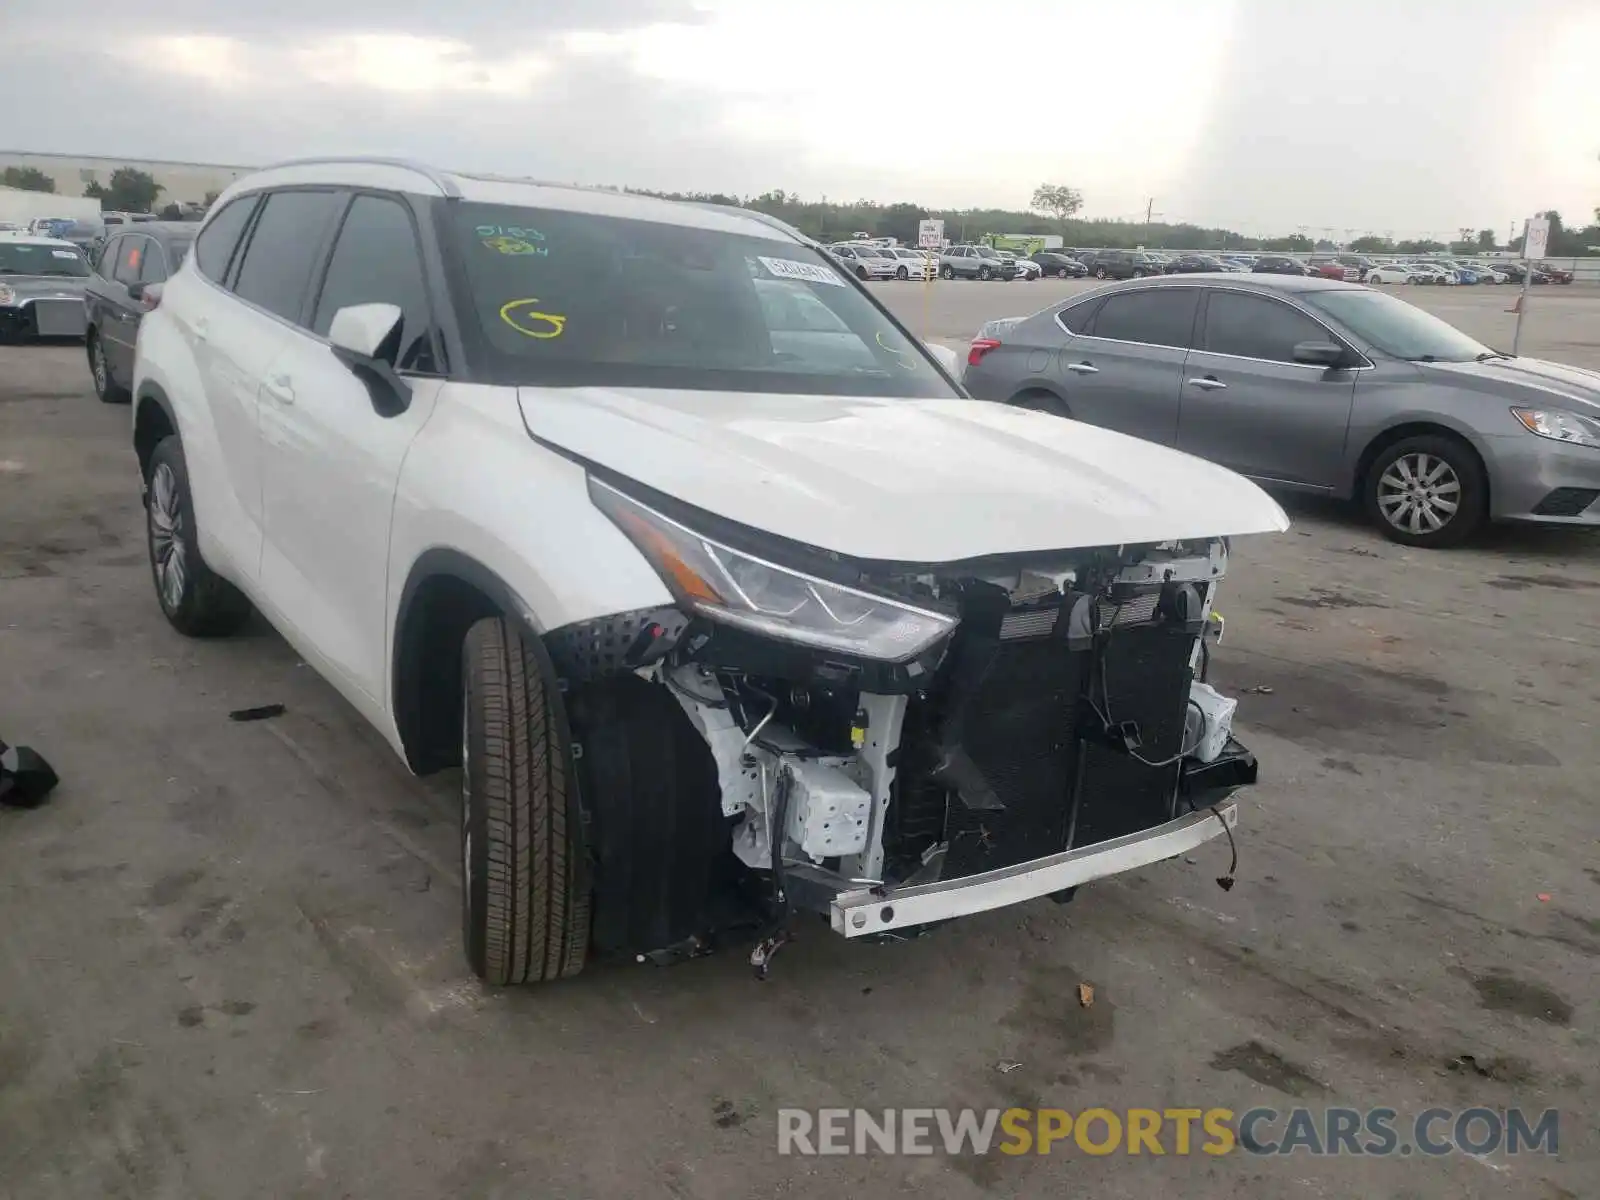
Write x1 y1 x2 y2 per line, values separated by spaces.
777 1107 1560 1158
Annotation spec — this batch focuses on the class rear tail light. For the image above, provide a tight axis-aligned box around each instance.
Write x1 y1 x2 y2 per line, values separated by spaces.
968 337 1001 367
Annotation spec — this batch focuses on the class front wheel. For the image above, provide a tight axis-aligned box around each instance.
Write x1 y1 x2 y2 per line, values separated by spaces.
1132 268 1146 278
978 266 992 281
1094 267 1108 280
896 266 908 279
461 616 590 985
1364 435 1486 548
941 265 955 280
856 266 870 281
145 437 252 637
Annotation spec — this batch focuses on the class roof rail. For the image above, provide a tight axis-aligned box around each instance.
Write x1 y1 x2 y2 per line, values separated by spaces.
257 156 462 198
681 201 811 245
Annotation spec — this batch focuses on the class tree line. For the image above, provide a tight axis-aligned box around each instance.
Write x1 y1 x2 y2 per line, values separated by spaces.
8 164 1595 255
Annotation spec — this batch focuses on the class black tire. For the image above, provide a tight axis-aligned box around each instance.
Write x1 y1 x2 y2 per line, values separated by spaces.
856 266 870 281
1094 267 1108 280
1132 268 1147 279
567 674 726 956
1012 389 1071 419
1056 267 1070 279
1363 434 1487 549
461 616 590 985
88 330 129 404
978 266 992 281
145 436 252 637
896 266 909 280
941 265 955 280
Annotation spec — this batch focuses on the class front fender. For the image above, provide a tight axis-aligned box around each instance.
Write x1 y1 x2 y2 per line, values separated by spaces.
386 383 672 680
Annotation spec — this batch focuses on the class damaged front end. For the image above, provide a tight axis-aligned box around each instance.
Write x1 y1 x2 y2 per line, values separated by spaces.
546 477 1256 969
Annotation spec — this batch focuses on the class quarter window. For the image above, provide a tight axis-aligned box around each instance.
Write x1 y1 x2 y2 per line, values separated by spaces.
194 195 260 284
231 190 342 323
1087 288 1198 349
1201 291 1330 362
312 194 437 372
138 239 168 285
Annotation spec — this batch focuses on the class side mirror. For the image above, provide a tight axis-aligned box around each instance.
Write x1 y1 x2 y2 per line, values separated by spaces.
926 343 961 375
328 303 411 417
126 282 145 302
1292 340 1347 367
329 302 403 364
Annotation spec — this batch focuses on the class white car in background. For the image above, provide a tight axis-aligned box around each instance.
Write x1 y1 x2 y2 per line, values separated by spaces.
1365 263 1420 284
996 251 1042 280
1467 262 1509 284
885 247 937 280
1409 263 1456 285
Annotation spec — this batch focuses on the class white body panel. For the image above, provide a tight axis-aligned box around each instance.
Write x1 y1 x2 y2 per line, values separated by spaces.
517 387 1289 560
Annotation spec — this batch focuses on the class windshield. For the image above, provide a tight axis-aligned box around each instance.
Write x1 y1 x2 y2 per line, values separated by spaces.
0 242 90 277
1303 289 1494 362
449 202 956 397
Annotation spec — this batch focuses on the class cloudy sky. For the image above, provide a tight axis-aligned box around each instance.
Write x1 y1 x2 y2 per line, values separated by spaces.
4 0 1596 235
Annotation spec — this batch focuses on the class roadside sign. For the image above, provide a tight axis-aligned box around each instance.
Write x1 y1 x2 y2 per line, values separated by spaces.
918 219 944 250
1523 216 1550 261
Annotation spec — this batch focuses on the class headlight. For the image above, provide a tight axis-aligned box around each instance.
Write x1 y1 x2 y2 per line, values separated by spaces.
1511 407 1600 449
0 285 15 306
589 478 957 661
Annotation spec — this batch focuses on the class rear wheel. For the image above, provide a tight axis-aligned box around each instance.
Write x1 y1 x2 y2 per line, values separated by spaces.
145 437 252 637
1056 267 1070 279
88 331 129 404
461 616 590 984
1364 434 1486 549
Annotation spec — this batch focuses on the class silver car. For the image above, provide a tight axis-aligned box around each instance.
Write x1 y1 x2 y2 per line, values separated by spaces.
0 235 92 341
827 243 900 281
961 274 1600 547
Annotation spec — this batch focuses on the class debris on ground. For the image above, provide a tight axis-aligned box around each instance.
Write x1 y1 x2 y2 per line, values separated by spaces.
1244 686 1274 695
0 739 59 809
228 704 286 722
995 1061 1023 1074
1077 983 1095 1008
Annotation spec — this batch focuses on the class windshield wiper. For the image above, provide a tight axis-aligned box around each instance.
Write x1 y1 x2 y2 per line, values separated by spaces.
1475 351 1512 361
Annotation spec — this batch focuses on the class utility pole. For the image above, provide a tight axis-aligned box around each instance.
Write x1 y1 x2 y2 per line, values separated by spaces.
1142 197 1161 247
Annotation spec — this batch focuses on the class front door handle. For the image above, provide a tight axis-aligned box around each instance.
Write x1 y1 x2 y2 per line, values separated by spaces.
1187 376 1227 391
264 373 296 405
1064 361 1099 375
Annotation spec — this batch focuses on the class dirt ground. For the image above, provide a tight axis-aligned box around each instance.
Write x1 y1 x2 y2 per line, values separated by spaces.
2 290 1597 1198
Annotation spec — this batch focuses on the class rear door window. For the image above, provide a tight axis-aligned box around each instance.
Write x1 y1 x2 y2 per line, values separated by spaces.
231 190 342 324
138 238 169 284
1201 291 1331 362
113 238 142 287
1086 288 1199 348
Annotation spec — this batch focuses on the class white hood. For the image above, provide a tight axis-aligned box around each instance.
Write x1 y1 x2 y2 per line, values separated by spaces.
518 388 1289 562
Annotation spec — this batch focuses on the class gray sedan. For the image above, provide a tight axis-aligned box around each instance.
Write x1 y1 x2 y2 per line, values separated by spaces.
961 274 1600 547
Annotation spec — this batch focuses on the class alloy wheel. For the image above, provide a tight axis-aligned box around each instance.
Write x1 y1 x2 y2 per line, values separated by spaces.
149 461 189 612
91 337 108 395
1376 452 1461 535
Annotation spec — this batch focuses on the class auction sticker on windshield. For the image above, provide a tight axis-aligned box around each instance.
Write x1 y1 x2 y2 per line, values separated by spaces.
758 256 846 287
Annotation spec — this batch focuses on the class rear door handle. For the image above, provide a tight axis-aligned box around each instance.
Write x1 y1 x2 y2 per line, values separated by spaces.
263 373 295 405
1187 376 1227 391
1064 362 1099 375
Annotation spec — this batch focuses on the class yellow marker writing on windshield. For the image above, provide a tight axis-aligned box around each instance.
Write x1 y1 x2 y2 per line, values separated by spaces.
500 297 567 340
876 330 917 370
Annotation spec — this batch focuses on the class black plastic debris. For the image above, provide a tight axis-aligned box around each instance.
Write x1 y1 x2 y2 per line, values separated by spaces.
0 739 59 809
228 704 286 723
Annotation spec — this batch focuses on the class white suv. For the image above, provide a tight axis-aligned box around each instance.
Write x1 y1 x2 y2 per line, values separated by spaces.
132 157 1286 984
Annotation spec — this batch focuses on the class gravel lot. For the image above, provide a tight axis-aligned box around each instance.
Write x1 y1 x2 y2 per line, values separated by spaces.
1 283 1596 1199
